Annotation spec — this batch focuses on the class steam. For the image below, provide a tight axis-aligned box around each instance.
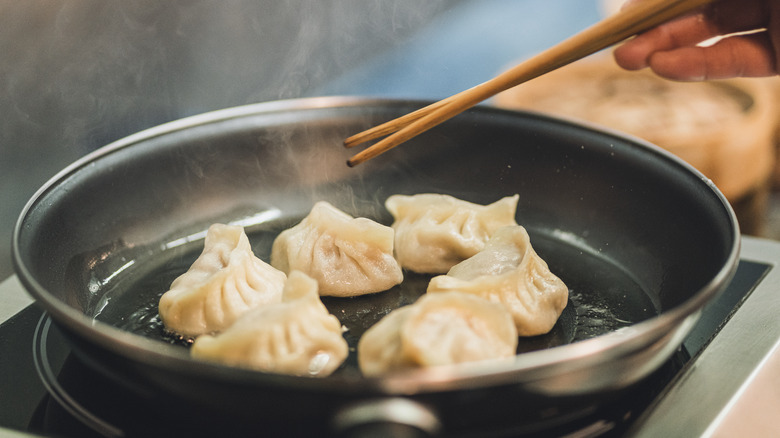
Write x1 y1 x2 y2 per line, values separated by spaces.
1 0 452 154
0 0 452 279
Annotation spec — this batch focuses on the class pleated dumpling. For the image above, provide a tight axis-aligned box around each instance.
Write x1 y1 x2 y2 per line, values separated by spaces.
358 292 518 377
385 194 519 274
427 225 568 336
270 201 403 297
158 224 286 337
190 271 348 377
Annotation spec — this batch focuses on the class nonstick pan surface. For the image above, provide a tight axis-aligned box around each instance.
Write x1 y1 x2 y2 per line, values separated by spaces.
13 97 739 435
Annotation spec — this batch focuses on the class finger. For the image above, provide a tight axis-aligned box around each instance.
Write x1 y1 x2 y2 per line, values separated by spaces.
614 0 769 70
614 13 721 70
613 29 674 70
646 32 777 80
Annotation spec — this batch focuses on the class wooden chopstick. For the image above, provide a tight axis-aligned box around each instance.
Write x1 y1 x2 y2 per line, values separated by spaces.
345 0 717 167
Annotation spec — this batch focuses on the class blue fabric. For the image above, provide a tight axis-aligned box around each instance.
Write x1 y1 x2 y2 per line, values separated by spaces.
318 0 602 99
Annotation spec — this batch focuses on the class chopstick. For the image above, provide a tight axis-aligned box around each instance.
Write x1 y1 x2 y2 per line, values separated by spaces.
345 0 717 167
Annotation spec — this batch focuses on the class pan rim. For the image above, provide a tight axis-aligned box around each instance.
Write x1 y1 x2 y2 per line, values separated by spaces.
12 96 741 395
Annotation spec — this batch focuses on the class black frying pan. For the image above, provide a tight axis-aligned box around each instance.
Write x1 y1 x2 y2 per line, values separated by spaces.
13 97 739 436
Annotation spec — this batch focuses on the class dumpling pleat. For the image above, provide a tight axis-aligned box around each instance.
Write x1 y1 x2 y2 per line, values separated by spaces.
358 292 517 376
159 224 285 337
191 271 348 377
427 225 568 336
271 202 403 297
386 194 520 274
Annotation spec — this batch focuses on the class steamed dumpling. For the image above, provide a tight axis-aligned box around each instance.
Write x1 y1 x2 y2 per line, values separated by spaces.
159 224 286 337
358 292 518 376
427 226 568 336
190 271 348 377
385 194 519 274
270 201 403 297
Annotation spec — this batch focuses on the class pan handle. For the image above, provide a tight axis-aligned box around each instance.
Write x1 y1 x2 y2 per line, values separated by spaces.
331 397 442 438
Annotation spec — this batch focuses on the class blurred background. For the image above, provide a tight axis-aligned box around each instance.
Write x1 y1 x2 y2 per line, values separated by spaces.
2 0 779 281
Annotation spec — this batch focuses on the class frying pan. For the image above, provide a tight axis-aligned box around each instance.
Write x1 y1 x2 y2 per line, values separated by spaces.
13 97 739 436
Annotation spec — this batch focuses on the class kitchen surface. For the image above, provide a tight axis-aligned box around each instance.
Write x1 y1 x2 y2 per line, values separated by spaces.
2 1 780 437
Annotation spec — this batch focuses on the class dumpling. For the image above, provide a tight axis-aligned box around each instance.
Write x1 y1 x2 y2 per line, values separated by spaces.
190 271 349 377
159 224 286 337
270 201 403 297
427 225 568 336
385 194 519 274
358 292 518 377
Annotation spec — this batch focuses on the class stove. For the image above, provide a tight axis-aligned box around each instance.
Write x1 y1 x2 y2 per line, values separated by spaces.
1 236 779 437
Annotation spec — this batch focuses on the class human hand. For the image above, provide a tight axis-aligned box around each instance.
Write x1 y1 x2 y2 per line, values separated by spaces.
613 0 780 81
